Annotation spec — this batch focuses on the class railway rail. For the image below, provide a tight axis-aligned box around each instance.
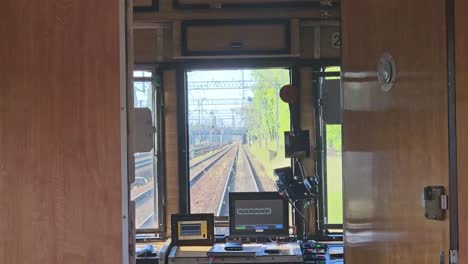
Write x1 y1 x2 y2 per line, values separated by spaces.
133 144 268 228
133 144 228 229
190 145 230 169
190 144 262 216
190 146 239 214
138 212 154 229
216 145 260 216
190 145 234 186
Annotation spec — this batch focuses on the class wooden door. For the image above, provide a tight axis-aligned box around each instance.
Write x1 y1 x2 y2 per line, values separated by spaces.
456 0 468 262
342 0 450 263
0 1 127 263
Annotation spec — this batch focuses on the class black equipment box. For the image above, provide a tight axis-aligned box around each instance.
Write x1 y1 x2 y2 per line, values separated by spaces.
171 213 215 246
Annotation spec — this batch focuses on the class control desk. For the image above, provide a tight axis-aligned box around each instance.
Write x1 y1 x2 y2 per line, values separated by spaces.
168 242 303 264
136 240 343 264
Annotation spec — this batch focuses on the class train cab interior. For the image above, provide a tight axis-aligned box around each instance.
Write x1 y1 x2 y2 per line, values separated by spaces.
1 0 467 264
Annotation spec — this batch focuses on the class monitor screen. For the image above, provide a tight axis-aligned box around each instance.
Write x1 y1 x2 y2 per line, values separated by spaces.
229 192 288 237
180 223 201 236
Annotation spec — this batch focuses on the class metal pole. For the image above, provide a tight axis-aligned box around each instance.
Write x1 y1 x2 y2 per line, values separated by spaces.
241 70 245 130
275 82 279 149
198 99 201 127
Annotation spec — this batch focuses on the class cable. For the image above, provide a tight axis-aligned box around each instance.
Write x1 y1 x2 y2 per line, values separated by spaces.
291 199 308 223
290 198 309 240
268 236 278 243
297 159 306 180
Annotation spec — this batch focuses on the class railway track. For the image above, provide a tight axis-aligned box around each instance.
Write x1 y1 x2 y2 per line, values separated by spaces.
132 145 226 202
241 146 264 192
216 147 239 216
132 153 156 229
138 212 154 229
133 144 265 227
133 145 228 229
134 144 223 173
190 145 234 186
190 145 230 169
217 145 260 216
134 189 155 229
190 146 239 214
190 144 261 216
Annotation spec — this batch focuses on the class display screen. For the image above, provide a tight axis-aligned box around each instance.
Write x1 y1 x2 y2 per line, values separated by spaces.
180 223 202 236
234 199 285 232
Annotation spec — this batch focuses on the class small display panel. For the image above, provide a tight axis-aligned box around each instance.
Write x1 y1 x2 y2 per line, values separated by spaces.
229 192 288 237
172 214 214 246
178 220 207 240
180 223 202 236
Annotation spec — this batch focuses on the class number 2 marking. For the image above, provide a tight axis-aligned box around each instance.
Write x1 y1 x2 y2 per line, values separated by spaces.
332 33 341 48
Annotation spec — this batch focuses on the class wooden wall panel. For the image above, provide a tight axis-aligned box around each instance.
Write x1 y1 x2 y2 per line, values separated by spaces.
134 8 337 21
135 0 153 6
342 0 450 263
184 23 288 55
456 0 468 262
163 70 179 234
300 22 340 59
318 25 340 59
299 68 316 175
134 29 159 63
300 25 316 58
0 1 123 263
299 67 317 234
134 25 173 63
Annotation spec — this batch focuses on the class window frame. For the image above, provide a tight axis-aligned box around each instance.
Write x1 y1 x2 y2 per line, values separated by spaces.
173 58 340 237
133 66 166 235
178 65 297 227
313 68 343 233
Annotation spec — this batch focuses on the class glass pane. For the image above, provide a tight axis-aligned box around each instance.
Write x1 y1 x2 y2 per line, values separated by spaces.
132 74 158 230
187 69 291 217
323 66 343 225
133 151 157 229
134 70 153 78
326 124 343 224
134 81 153 109
325 66 340 79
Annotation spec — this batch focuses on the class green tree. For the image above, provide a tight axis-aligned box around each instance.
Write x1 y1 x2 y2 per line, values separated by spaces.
244 69 290 152
326 124 342 152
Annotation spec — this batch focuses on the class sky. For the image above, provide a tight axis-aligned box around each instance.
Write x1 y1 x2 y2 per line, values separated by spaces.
134 68 290 128
187 69 254 102
187 69 255 127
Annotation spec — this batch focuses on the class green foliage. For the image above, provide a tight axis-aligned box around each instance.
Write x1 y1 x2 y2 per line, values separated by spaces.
243 69 290 151
247 142 290 180
325 66 341 80
326 152 343 224
324 66 343 224
326 125 342 152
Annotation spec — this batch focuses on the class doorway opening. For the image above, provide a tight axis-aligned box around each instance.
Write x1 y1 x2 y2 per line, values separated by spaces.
186 68 292 218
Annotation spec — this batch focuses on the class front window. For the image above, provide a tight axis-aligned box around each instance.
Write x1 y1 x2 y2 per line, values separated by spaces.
186 68 291 217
